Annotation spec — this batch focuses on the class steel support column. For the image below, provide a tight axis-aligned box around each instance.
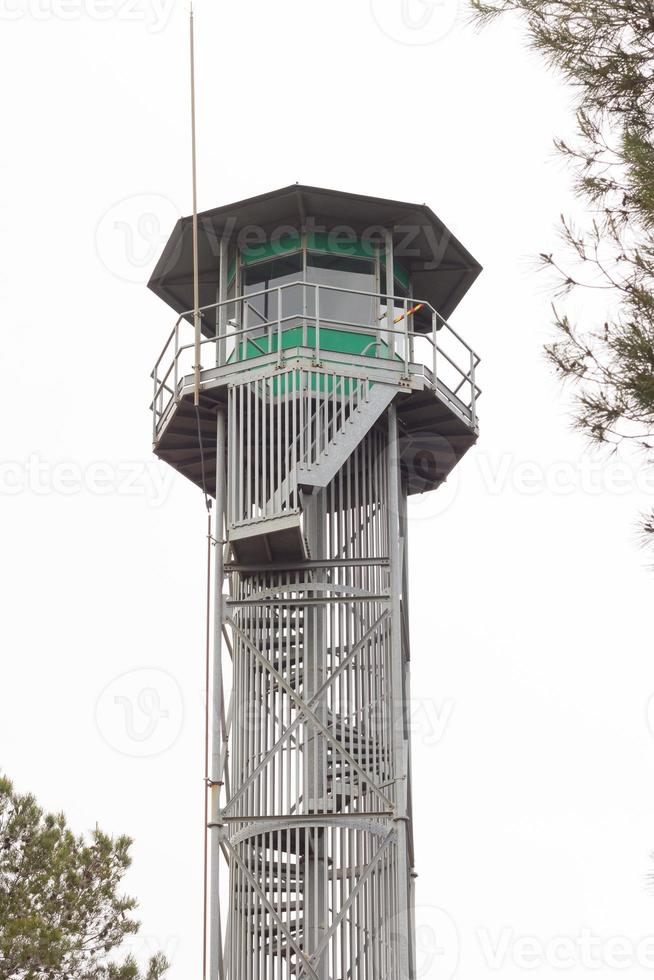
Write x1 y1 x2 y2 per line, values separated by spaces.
387 403 413 980
210 404 226 980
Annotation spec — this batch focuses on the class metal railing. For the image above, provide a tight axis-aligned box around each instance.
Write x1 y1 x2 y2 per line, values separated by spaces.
227 368 368 529
150 280 481 440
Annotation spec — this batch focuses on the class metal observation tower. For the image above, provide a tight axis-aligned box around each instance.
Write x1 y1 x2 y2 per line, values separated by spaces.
148 185 481 980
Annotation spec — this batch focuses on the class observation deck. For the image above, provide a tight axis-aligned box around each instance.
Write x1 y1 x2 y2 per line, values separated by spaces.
148 184 481 561
151 281 480 495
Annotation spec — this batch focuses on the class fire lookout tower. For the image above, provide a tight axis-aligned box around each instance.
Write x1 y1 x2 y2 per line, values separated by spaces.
148 184 481 980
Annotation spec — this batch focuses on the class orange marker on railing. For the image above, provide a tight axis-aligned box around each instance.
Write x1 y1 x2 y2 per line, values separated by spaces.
393 303 425 325
379 303 425 325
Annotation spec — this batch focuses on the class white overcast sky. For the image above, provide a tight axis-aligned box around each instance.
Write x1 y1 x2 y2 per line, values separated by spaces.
2 1 654 978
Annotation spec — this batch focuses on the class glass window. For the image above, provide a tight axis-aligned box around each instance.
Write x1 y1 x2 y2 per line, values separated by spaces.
243 254 303 328
306 253 377 328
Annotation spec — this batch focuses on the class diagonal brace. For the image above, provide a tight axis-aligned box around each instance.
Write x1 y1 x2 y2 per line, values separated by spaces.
226 616 394 810
221 834 321 980
223 610 390 816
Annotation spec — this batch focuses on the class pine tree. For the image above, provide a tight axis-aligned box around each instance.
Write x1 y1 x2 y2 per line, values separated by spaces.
0 775 169 980
471 0 654 540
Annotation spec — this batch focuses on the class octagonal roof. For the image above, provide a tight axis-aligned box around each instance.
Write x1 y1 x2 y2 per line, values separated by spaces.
148 184 482 330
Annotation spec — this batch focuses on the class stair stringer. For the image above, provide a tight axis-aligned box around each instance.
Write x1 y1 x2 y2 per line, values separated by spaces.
296 381 398 491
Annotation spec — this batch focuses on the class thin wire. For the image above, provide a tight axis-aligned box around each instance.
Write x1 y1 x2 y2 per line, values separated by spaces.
190 11 213 969
190 2 201 407
195 404 212 514
202 508 212 980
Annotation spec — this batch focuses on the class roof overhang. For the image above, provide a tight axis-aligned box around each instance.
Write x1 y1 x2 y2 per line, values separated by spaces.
148 184 482 332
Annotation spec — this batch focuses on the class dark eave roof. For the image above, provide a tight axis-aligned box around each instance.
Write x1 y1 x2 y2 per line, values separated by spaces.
148 184 482 331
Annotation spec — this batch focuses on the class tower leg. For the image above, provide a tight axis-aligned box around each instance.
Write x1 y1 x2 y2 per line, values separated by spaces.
388 405 413 980
303 491 328 980
210 405 226 980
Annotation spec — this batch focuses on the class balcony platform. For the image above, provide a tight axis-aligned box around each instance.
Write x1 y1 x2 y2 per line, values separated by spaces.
152 348 478 502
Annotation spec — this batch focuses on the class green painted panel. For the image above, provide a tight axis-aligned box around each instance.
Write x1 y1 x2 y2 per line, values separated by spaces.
307 231 376 259
265 369 366 397
226 319 408 400
236 324 379 361
241 232 302 266
235 232 409 289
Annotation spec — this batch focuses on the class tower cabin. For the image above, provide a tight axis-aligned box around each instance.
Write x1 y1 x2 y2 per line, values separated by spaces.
148 184 481 564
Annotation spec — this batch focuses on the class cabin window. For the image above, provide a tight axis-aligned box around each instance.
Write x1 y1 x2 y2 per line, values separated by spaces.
242 253 303 327
306 252 377 328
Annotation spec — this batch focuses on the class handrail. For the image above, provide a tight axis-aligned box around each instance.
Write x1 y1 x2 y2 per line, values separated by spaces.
150 279 481 438
152 322 177 375
175 316 480 386
163 280 480 361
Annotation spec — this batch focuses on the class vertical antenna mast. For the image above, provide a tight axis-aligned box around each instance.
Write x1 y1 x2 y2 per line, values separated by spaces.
190 3 201 407
189 9 209 974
